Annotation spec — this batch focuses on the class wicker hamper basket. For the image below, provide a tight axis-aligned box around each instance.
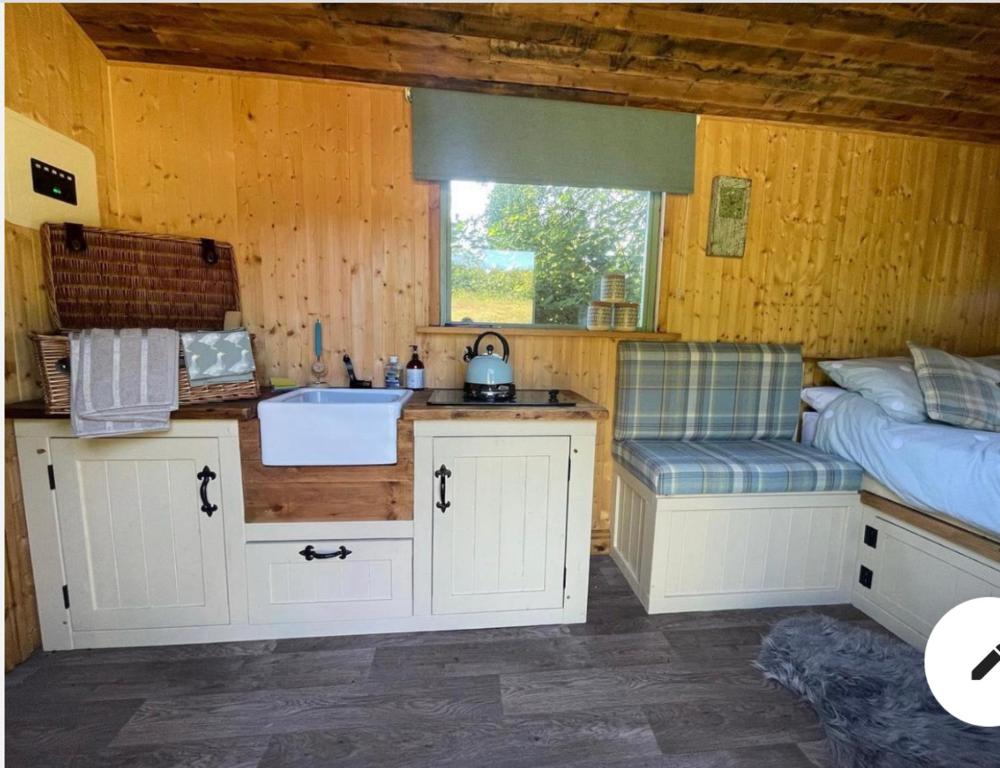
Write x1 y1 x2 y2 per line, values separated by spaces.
32 223 259 414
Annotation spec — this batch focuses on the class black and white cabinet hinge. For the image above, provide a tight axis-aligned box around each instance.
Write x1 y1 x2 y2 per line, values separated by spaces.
62 585 70 609
47 464 56 490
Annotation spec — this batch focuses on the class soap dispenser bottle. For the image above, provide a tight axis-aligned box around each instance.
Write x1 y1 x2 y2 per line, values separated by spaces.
405 345 425 390
384 355 401 389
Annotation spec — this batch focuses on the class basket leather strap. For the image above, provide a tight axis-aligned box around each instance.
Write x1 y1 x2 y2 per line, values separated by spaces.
200 238 219 265
64 222 86 253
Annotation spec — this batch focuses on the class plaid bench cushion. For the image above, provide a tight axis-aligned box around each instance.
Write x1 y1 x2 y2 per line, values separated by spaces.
613 439 863 495
615 342 803 441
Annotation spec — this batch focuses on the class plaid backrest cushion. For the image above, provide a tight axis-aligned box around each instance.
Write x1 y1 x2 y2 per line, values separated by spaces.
615 342 803 440
909 342 1000 432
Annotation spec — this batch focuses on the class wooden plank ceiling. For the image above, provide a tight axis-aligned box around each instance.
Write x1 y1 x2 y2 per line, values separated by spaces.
66 3 1000 143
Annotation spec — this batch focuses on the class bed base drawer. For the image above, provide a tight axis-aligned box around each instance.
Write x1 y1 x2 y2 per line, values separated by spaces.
853 507 1000 648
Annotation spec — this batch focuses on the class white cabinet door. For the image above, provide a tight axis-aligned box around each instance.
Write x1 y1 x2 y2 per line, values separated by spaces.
51 437 230 631
431 436 570 614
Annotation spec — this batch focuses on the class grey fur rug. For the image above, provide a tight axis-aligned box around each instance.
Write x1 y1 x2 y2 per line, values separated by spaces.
756 615 999 768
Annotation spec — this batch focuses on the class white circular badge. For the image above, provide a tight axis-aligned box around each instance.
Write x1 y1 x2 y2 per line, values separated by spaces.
924 597 1000 727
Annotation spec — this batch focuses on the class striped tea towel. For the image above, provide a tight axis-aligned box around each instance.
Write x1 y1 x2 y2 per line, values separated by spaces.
70 328 180 437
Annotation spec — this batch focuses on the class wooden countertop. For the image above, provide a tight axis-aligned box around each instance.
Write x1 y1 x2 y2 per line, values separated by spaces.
402 389 607 421
5 389 607 422
4 397 264 421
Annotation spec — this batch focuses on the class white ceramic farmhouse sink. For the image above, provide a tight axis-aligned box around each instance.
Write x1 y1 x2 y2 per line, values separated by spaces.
258 388 413 466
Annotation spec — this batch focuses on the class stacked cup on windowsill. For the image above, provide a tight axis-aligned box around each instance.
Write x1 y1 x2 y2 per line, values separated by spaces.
587 272 638 331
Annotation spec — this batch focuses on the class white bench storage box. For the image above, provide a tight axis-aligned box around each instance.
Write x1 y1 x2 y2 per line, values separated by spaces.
611 342 864 613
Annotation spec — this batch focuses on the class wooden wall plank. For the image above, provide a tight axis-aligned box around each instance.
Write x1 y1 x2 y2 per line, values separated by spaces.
4 3 113 669
4 423 39 670
659 117 1000 358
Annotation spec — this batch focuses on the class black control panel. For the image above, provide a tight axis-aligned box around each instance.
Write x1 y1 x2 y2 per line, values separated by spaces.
30 158 77 205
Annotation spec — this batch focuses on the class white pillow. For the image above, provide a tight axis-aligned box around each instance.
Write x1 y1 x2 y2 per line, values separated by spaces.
801 386 847 412
800 411 820 446
818 357 927 423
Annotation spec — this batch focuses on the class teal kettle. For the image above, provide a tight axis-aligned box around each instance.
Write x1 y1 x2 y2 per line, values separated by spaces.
462 331 516 402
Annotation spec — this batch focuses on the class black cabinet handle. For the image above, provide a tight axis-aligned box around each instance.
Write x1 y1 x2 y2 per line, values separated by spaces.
435 464 452 512
197 466 218 517
299 544 352 561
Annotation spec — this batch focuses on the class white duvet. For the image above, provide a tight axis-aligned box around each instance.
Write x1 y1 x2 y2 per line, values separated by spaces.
813 392 1000 536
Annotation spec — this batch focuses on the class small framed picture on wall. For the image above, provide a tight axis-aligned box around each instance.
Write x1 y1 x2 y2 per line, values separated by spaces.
707 175 751 258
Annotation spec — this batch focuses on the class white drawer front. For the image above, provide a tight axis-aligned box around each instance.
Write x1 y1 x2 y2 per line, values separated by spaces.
247 539 412 624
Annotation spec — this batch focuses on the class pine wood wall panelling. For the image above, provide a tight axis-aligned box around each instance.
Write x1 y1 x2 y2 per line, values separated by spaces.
4 423 39 670
4 4 115 221
4 3 115 400
3 3 113 669
659 118 1000 359
104 66 433 387
104 67 239 241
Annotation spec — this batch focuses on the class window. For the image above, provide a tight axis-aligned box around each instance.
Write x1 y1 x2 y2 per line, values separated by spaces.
441 181 661 329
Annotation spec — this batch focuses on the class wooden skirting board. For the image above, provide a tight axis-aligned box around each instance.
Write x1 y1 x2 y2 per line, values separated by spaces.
239 421 414 523
860 491 1000 564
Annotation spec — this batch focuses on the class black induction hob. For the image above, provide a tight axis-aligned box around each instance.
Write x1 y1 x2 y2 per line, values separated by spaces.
427 389 577 407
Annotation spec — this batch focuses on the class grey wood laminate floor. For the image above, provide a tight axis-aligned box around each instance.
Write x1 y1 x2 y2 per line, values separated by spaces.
5 556 882 768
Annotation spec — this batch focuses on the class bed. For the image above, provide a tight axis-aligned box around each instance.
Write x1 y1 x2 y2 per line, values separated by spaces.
812 392 1000 539
810 391 1000 647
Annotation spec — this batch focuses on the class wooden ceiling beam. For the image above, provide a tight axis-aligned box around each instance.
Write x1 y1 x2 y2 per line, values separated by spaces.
834 3 1000 33
78 16 998 135
668 3 1000 53
409 3 1000 68
99 38 1000 143
64 3 1000 144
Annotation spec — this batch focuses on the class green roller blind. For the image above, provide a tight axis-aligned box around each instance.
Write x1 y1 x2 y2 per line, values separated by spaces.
411 89 696 193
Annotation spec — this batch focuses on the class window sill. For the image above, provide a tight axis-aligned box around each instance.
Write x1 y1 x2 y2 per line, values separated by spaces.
416 325 681 342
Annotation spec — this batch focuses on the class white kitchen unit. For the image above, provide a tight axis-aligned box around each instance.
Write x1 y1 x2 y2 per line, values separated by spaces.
429 435 571 615
430 435 570 614
15 419 249 650
413 419 597 627
14 411 598 650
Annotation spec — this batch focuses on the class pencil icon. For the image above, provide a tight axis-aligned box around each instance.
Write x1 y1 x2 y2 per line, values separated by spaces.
971 644 1000 681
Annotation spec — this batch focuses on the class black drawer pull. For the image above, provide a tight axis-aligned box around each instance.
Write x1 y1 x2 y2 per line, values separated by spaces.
435 464 452 512
196 466 218 517
299 544 352 561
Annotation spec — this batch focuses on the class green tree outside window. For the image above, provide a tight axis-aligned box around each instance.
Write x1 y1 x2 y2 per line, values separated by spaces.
447 182 656 327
